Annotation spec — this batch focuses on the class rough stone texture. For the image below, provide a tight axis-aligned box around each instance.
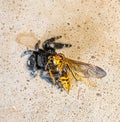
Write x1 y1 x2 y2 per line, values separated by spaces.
0 0 120 122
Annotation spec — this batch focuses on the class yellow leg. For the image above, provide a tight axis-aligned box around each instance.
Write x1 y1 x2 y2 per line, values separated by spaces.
75 72 96 87
45 56 53 70
48 69 56 85
68 65 96 87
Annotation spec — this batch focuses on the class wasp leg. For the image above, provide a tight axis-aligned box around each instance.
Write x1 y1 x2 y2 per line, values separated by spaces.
42 36 72 50
48 69 57 85
74 72 96 87
35 40 40 51
68 65 96 87
21 50 33 57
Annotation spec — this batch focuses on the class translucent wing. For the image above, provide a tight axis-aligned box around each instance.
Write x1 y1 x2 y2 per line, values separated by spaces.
16 33 38 49
65 58 106 78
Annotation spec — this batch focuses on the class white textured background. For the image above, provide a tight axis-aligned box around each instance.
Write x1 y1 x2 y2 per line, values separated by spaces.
0 0 120 122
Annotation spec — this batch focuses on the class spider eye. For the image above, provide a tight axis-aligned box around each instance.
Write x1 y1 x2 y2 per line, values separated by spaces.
27 60 31 65
27 55 36 69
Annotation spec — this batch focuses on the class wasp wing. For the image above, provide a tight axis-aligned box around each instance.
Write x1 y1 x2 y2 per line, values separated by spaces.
65 58 106 78
16 33 38 49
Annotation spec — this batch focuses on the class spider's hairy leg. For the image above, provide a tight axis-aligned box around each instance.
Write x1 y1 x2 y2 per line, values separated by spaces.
45 36 62 43
35 40 40 51
42 36 62 50
30 70 37 78
53 42 72 49
21 50 33 57
48 69 57 85
42 36 72 50
53 36 62 40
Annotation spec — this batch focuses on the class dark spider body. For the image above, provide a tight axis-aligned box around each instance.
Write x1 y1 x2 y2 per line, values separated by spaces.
21 36 72 85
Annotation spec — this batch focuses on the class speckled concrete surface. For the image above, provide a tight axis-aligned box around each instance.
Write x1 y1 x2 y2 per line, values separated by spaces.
0 0 120 122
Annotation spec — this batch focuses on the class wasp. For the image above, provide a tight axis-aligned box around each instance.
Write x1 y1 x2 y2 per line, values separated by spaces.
18 34 106 92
